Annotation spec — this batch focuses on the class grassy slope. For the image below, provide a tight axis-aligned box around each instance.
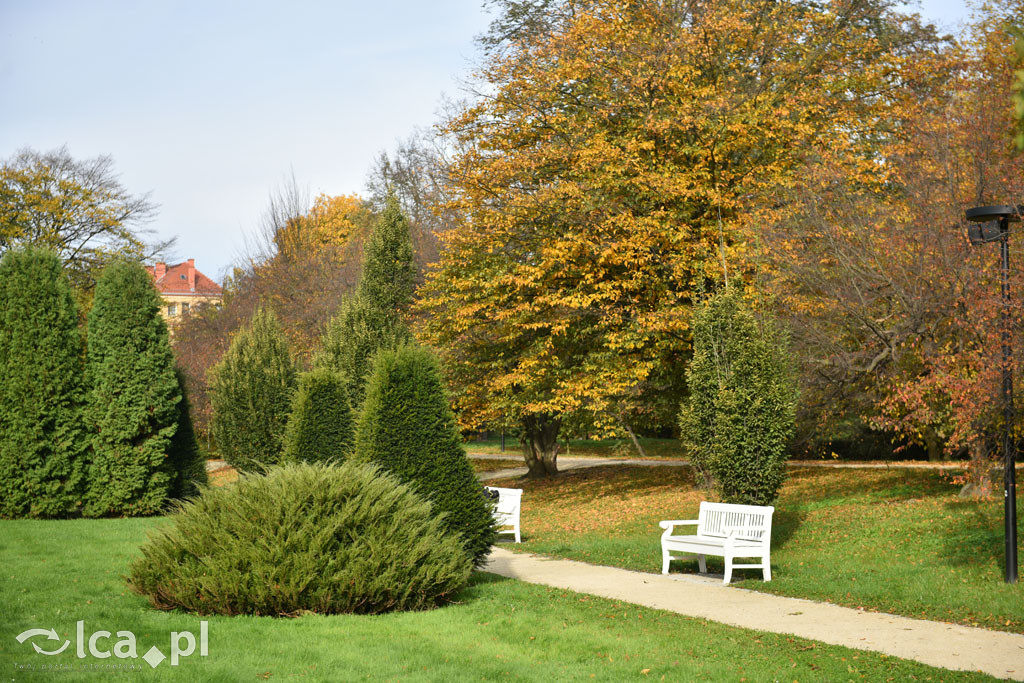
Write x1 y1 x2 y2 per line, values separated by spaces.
487 465 1024 634
0 518 993 681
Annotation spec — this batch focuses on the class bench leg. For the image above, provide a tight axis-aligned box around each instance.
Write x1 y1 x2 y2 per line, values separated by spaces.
762 557 771 582
697 554 707 574
661 548 671 574
723 556 733 585
514 525 521 544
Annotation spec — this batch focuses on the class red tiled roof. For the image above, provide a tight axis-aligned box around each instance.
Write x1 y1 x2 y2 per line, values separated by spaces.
147 259 222 296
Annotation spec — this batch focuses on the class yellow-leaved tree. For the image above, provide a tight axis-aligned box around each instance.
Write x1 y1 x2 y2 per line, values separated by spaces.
0 146 164 308
419 0 938 476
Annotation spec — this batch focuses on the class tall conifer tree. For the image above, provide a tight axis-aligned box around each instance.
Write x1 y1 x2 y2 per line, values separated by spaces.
314 193 415 408
358 193 416 314
208 305 296 472
0 247 87 518
83 259 180 516
354 345 497 567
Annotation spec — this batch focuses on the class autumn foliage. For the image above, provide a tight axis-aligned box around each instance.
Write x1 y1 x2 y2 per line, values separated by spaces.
418 0 942 473
763 1 1024 478
165 0 1024 487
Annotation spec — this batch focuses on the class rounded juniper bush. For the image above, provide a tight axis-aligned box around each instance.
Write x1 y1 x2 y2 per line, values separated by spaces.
127 462 472 615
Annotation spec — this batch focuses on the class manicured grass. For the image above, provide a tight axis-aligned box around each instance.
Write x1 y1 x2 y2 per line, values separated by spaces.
487 465 1024 634
0 518 992 681
465 437 686 459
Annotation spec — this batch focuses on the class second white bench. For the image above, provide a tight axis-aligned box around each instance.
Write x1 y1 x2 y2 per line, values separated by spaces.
485 486 522 543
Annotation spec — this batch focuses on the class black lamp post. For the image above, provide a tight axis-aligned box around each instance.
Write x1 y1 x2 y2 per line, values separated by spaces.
965 204 1022 584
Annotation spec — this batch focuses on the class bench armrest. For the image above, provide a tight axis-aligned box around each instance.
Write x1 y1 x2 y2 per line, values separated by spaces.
659 519 698 531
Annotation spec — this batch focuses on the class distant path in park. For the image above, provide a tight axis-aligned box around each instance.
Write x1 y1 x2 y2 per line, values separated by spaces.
203 454 1021 477
485 547 1024 680
467 453 1009 481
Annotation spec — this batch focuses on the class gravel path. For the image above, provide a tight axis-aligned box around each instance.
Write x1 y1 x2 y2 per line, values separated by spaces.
469 453 1023 481
485 547 1024 680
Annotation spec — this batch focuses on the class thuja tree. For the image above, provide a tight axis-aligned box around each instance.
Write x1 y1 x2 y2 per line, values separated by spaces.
282 368 354 463
354 345 497 567
358 193 416 315
83 260 180 517
314 193 415 408
679 289 798 506
314 295 410 410
0 247 87 518
208 305 296 472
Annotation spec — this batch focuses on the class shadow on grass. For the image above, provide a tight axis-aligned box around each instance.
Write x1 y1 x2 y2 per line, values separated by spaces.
770 506 804 550
940 497 1007 569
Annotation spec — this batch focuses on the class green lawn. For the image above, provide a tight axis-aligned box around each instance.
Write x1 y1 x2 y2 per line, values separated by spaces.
465 437 686 459
485 465 1024 634
0 518 994 681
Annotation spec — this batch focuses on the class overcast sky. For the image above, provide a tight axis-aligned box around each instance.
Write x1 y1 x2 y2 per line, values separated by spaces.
1 0 973 283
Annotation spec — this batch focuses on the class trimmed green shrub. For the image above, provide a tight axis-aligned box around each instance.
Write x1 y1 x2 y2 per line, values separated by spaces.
354 345 497 567
208 305 296 473
313 293 411 409
679 288 798 506
168 367 208 499
0 247 87 518
127 462 472 615
282 368 354 463
313 193 416 409
83 259 181 517
358 193 416 315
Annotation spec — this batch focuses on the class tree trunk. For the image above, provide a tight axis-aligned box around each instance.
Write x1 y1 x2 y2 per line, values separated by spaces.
923 428 945 462
622 422 647 458
521 413 561 477
959 436 1000 498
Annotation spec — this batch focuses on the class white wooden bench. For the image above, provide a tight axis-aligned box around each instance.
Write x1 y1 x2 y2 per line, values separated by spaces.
659 501 774 584
485 486 522 543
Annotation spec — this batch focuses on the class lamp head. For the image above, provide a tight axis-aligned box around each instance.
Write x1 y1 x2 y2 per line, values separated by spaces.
965 205 1022 223
968 221 1003 245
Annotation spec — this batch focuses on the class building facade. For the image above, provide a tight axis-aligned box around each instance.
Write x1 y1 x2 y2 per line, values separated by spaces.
147 259 223 324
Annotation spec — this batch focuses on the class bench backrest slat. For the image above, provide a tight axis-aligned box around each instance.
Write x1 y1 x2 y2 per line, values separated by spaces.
697 501 773 542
